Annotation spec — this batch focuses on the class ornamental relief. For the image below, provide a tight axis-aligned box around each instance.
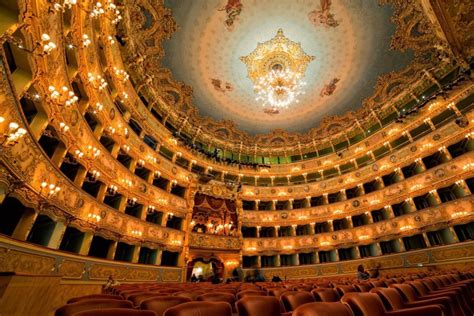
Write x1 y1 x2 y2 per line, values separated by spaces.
242 152 473 226
242 198 473 254
118 0 454 150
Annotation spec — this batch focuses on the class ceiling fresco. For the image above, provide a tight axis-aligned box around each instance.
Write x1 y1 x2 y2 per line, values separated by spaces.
161 0 413 134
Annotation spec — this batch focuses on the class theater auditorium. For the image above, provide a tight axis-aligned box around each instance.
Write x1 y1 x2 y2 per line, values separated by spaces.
0 0 473 315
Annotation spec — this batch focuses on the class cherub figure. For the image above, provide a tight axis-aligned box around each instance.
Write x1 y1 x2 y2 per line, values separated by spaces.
219 0 243 31
308 0 340 28
320 78 340 97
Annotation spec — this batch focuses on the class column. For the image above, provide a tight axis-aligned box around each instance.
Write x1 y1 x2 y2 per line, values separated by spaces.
346 217 353 229
78 232 94 255
339 189 347 201
447 227 460 243
455 180 471 196
155 249 163 265
288 199 293 210
394 238 405 252
74 167 87 187
312 252 319 264
384 205 395 219
275 255 281 267
322 193 329 205
256 226 260 238
51 145 68 168
365 212 374 224
257 256 261 268
415 158 427 173
327 220 334 232
47 221 67 249
293 254 300 266
353 247 361 259
131 245 141 263
271 200 276 211
309 223 315 235
373 243 382 256
404 198 417 213
422 233 431 247
290 225 297 237
107 241 118 260
117 196 128 212
12 211 39 241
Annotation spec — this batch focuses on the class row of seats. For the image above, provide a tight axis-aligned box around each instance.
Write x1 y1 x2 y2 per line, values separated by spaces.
57 271 473 316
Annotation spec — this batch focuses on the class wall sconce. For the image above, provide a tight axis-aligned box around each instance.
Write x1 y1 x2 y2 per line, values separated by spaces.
451 211 469 218
167 212 174 220
146 205 155 215
40 181 61 197
48 86 78 107
127 197 137 207
0 119 27 147
87 73 108 91
85 170 100 183
154 171 161 179
87 213 101 222
106 185 118 196
131 229 142 237
399 225 413 232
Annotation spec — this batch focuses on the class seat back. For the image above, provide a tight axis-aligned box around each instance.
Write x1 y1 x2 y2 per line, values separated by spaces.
292 302 354 316
67 294 123 304
355 284 372 292
163 301 232 316
72 308 157 316
370 287 405 311
281 291 315 312
336 285 357 296
407 281 429 296
196 292 236 311
369 281 386 288
236 290 267 300
55 299 133 316
174 291 205 300
140 296 191 316
236 296 281 316
341 293 386 316
268 288 289 297
312 288 341 302
390 284 418 302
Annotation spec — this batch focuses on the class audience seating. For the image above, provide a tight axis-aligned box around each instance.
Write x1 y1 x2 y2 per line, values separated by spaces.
58 271 473 316
67 294 123 304
163 301 232 316
236 296 290 316
341 292 443 316
280 291 315 312
292 302 354 316
370 287 450 316
236 290 267 299
72 308 157 316
140 296 192 316
311 288 341 302
56 299 133 316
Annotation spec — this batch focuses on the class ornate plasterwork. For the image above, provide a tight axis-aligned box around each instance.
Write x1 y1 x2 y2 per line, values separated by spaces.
240 29 314 85
118 0 459 153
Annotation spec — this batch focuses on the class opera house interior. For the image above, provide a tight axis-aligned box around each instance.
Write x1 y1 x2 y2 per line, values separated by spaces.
0 0 473 315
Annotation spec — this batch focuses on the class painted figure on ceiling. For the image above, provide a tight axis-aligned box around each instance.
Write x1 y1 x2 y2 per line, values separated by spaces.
219 0 243 31
308 0 340 28
320 78 340 97
264 107 280 115
211 78 234 93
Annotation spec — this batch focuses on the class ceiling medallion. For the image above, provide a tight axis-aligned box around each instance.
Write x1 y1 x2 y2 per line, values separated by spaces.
240 29 314 110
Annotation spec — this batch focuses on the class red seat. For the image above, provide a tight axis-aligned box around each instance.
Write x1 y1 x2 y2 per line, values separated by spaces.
292 302 353 316
268 288 290 298
236 296 288 316
72 308 157 316
196 292 236 311
311 288 340 302
174 291 204 300
236 290 267 300
355 283 373 292
128 293 163 307
341 292 443 316
163 301 232 316
56 299 133 316
140 296 191 316
370 287 450 316
67 294 123 304
336 285 357 296
280 291 315 312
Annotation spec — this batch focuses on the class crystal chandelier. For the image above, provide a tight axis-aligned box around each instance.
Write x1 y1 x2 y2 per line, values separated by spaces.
241 29 314 110
254 68 307 108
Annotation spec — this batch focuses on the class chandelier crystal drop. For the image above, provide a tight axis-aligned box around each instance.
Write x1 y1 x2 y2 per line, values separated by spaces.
254 68 307 109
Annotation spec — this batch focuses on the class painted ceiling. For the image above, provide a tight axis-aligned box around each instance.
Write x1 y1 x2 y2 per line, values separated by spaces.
161 0 413 135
